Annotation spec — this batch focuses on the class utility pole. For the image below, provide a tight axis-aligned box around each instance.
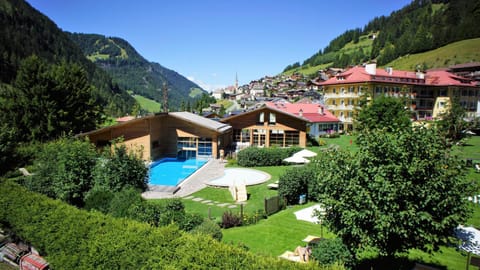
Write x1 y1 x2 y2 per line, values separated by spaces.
162 81 168 113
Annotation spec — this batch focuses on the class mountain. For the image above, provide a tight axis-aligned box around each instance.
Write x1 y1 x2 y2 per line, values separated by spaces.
0 0 136 116
284 0 480 75
68 33 206 111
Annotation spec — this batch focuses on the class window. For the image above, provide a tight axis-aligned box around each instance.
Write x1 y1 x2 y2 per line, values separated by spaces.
197 138 212 157
258 112 264 124
253 129 266 146
285 131 299 146
269 129 284 146
269 112 276 124
234 129 250 143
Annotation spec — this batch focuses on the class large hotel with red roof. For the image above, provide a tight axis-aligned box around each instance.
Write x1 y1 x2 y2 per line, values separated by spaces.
316 63 480 131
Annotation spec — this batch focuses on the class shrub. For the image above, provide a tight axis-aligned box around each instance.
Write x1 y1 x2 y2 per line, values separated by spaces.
191 218 223 241
24 137 98 207
93 144 148 192
242 209 267 225
0 181 326 269
221 211 242 228
278 165 316 205
83 186 114 213
311 238 353 267
237 146 301 167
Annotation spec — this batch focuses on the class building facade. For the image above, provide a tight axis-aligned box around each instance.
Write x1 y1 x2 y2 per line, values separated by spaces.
221 105 309 152
264 100 340 138
81 112 232 161
318 63 480 131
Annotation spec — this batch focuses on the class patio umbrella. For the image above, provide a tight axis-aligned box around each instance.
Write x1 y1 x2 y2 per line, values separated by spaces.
455 225 480 256
283 155 310 164
293 149 317 158
293 204 324 223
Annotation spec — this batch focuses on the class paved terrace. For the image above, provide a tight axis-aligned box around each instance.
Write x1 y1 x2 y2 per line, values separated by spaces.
142 159 226 199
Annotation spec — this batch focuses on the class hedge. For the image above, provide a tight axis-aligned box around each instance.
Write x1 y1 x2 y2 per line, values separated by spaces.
237 146 301 167
0 180 334 270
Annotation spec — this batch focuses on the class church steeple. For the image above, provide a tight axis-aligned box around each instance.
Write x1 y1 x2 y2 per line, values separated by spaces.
235 73 239 93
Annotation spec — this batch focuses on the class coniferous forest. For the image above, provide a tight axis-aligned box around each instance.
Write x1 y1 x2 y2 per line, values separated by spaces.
285 0 480 71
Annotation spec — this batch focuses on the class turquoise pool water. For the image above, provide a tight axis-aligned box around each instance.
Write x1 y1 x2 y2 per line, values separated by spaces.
149 158 207 186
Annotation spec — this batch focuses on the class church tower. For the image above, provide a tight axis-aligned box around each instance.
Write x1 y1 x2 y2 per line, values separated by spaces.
235 73 239 94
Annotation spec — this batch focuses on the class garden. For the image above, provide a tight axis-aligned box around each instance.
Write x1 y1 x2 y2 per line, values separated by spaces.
172 134 480 269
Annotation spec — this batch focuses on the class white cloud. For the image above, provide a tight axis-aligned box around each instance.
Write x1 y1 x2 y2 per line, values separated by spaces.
187 76 226 93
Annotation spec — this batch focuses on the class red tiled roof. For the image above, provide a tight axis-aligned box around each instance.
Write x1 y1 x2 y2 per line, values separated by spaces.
425 70 476 86
317 65 477 87
116 116 135 122
264 101 339 123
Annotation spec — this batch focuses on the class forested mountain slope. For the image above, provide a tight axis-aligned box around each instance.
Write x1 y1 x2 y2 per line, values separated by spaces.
284 0 480 74
68 33 206 110
0 0 135 116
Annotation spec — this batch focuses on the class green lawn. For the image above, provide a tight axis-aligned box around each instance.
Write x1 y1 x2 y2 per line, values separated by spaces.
222 203 334 257
182 166 290 220
179 135 480 268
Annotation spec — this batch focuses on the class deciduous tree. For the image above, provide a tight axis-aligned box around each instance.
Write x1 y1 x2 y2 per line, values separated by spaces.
312 127 473 259
355 95 411 133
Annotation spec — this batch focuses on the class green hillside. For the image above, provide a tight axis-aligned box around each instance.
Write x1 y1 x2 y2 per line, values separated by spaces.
68 33 206 111
284 0 480 75
0 0 135 117
132 95 161 113
283 33 375 77
384 38 480 71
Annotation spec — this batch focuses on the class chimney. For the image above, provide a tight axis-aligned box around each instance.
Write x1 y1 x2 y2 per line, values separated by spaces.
365 63 377 75
299 109 303 117
318 106 324 115
386 67 393 75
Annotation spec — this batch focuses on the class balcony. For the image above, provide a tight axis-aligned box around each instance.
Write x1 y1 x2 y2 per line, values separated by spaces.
325 105 354 111
324 92 360 98
338 117 353 123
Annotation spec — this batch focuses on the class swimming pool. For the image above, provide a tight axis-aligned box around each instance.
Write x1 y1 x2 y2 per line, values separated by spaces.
149 158 207 186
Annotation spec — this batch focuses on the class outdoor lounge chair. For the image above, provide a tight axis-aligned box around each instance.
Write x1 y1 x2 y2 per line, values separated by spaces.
278 251 302 262
19 168 33 176
267 181 279 189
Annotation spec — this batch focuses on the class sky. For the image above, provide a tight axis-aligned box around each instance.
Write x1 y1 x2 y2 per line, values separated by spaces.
26 0 411 92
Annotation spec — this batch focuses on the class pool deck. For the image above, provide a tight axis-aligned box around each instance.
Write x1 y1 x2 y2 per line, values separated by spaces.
141 158 226 199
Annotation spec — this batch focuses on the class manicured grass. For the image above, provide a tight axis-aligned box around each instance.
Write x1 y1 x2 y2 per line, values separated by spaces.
310 134 359 153
222 203 334 257
181 135 480 268
182 166 290 220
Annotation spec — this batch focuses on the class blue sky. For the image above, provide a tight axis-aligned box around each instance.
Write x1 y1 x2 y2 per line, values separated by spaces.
27 0 411 91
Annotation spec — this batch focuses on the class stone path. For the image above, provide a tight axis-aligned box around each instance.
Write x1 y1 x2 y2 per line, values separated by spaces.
183 195 242 208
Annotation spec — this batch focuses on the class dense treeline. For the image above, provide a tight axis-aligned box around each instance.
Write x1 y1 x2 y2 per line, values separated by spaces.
68 33 206 111
0 56 101 142
285 0 480 71
0 0 135 116
0 180 327 270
